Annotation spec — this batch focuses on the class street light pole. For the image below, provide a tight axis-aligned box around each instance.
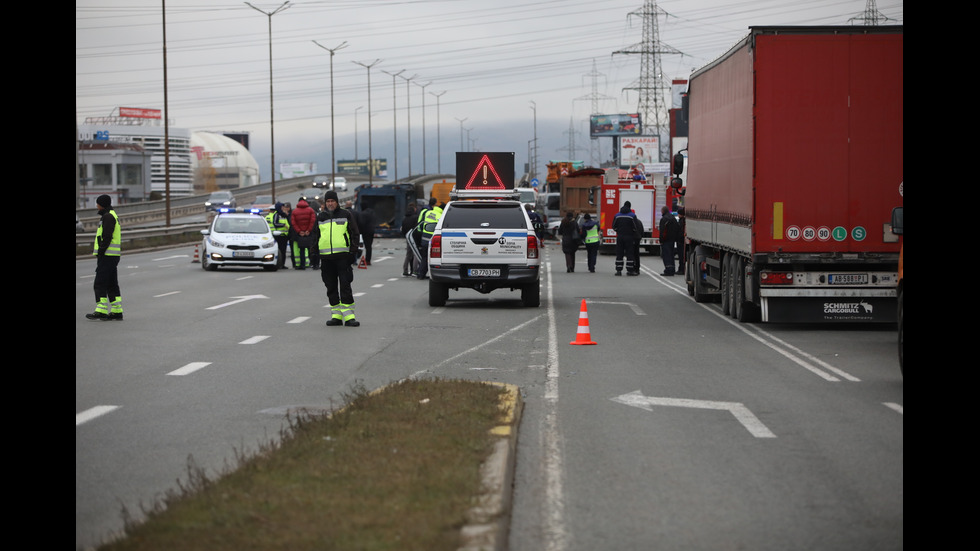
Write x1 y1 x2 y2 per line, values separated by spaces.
529 100 537 183
382 69 405 182
354 106 363 162
430 90 446 173
455 117 468 153
353 59 381 186
313 40 348 185
398 73 418 178
415 81 431 175
246 1 291 201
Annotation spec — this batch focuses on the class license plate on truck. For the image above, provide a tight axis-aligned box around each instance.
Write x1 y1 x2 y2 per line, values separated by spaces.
828 273 868 285
467 268 501 277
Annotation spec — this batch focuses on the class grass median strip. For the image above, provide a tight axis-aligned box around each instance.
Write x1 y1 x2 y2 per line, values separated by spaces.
99 378 509 551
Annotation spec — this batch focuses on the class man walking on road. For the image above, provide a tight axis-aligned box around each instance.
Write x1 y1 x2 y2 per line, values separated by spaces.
317 190 361 327
87 194 123 321
659 205 681 276
613 201 639 276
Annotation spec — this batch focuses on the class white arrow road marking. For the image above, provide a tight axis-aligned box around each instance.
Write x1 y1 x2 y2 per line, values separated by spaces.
612 390 777 438
206 295 268 310
586 300 646 315
76 405 120 426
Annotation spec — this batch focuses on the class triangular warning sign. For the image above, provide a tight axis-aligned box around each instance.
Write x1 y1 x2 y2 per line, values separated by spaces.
464 154 506 190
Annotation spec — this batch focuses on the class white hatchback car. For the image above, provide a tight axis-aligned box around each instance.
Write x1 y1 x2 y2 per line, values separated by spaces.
200 209 280 271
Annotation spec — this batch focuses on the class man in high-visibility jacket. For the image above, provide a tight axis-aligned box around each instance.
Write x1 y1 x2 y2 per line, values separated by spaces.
416 201 443 280
581 212 601 273
87 194 123 321
316 190 361 327
266 202 291 269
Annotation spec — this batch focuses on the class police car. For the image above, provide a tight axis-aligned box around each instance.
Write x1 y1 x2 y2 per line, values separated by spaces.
427 189 541 307
200 208 280 271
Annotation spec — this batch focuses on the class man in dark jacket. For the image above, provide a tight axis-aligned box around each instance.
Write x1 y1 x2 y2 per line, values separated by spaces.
289 198 317 270
317 190 361 327
400 203 419 277
612 201 638 276
659 206 681 276
358 206 376 265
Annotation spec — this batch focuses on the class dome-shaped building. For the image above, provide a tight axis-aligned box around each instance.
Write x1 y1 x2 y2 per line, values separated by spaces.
190 131 260 192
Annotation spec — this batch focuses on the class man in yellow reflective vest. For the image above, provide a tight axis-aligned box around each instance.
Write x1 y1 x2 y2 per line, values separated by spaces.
87 194 123 321
416 200 443 280
581 212 600 273
316 190 361 327
266 202 291 270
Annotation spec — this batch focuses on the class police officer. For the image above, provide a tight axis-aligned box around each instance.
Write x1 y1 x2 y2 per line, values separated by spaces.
317 190 361 327
581 212 600 273
87 194 123 320
266 202 291 270
417 200 443 280
612 200 639 276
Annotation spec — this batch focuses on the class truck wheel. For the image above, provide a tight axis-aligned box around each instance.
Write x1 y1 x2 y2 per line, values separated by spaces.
734 257 759 323
522 281 541 307
685 253 695 296
720 253 731 315
428 279 448 307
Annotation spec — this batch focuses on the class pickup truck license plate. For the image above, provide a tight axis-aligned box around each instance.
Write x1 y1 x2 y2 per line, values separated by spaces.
828 273 867 285
467 268 501 277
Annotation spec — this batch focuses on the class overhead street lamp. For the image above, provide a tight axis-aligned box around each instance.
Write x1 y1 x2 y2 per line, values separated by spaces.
246 0 291 201
529 100 537 183
415 80 431 175
430 90 446 173
455 117 468 153
354 106 363 162
382 69 405 182
313 39 348 185
398 73 418 178
353 59 381 186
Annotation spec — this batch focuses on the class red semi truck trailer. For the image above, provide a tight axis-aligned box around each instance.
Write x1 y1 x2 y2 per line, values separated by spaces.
680 26 903 323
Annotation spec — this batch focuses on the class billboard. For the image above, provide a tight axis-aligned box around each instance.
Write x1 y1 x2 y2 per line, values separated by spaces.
456 152 515 190
619 136 659 168
337 159 388 178
590 113 642 137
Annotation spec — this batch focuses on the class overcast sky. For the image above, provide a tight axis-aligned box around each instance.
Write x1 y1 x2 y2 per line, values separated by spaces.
76 0 904 181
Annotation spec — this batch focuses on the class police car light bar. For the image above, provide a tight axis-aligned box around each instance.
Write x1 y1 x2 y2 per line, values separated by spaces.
450 189 521 201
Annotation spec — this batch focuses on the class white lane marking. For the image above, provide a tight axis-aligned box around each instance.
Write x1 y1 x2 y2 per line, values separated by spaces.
640 265 852 382
168 362 211 376
883 402 903 414
235 275 254 280
76 405 120 426
354 292 366 297
153 291 181 298
412 315 545 378
371 284 384 288
153 255 189 261
288 316 311 324
386 278 399 281
543 260 568 550
206 295 268 310
612 390 777 438
240 335 270 344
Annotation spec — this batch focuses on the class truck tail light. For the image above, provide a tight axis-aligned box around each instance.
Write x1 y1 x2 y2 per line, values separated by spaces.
760 270 793 285
527 234 539 259
430 234 442 259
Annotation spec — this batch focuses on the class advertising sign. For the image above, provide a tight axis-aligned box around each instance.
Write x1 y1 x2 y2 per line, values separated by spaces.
619 136 659 167
119 107 162 119
589 113 642 137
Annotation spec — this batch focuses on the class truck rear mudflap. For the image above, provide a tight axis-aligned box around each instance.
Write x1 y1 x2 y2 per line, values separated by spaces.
760 290 897 323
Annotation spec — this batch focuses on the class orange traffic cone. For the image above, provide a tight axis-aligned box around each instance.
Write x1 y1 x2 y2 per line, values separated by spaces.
358 255 367 269
570 299 597 345
192 243 200 263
